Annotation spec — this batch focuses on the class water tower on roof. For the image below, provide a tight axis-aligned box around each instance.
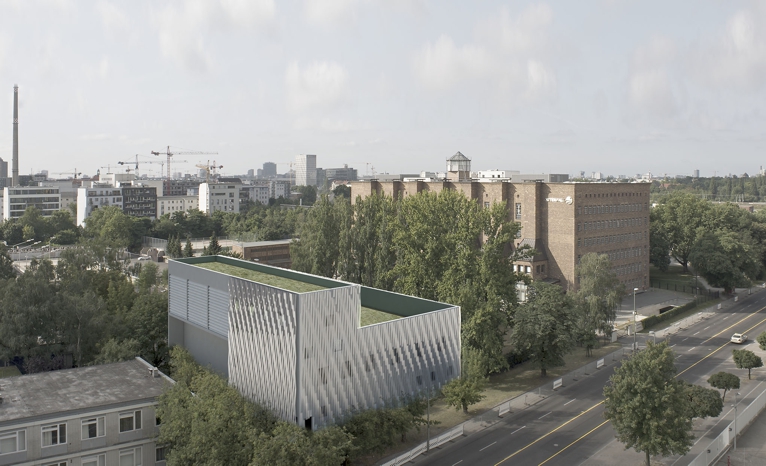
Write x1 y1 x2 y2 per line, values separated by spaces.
446 151 471 181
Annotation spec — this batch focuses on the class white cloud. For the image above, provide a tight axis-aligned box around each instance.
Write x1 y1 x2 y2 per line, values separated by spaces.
304 0 357 26
96 1 131 39
626 35 682 121
688 8 766 92
153 0 276 72
525 60 557 101
483 3 553 54
286 61 349 112
413 35 493 91
628 69 678 118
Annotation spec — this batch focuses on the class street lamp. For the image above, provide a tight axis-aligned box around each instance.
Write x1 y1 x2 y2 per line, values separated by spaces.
734 392 740 450
426 372 432 452
633 287 639 353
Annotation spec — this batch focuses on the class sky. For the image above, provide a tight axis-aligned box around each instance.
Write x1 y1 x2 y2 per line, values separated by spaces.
0 0 765 179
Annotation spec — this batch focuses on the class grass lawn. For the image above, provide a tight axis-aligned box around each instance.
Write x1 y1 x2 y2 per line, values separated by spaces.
195 262 327 293
650 264 699 288
360 306 401 326
357 342 621 465
0 366 21 378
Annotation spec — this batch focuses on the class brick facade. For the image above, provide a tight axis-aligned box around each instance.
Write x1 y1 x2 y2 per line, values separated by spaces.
350 180 651 293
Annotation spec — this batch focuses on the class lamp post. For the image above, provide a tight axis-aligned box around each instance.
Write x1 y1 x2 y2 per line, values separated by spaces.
633 287 639 353
734 392 740 450
426 375 431 452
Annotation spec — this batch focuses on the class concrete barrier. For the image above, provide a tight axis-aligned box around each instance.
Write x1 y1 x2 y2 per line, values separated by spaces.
597 358 605 369
553 378 563 390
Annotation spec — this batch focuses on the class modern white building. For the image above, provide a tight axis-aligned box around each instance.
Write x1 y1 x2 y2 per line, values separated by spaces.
2 186 61 220
76 184 124 227
294 154 317 187
476 169 519 180
168 256 461 430
0 358 172 466
242 180 291 205
157 195 199 217
199 182 241 215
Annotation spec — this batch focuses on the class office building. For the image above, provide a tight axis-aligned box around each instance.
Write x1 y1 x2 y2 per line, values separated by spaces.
0 358 171 466
295 154 317 187
262 162 277 178
122 185 158 219
3 186 61 220
157 195 199 217
350 179 650 293
168 256 460 430
199 182 241 215
324 165 358 182
76 184 124 226
231 239 292 268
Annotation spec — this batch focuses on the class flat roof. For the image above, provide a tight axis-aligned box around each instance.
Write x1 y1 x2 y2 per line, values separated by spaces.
235 239 293 248
0 359 172 425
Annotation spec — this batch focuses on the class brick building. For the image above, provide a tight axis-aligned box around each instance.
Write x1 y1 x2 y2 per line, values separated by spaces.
350 180 651 292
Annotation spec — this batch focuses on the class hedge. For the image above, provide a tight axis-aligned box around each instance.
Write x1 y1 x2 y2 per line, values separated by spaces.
640 298 708 330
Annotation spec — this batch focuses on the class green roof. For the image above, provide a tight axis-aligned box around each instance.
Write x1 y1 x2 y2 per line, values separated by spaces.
196 262 327 293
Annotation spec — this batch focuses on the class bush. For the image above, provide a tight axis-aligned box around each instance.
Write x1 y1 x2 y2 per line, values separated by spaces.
640 299 704 330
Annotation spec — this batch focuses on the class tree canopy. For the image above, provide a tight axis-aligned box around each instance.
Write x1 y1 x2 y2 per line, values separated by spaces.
733 349 763 380
573 253 624 355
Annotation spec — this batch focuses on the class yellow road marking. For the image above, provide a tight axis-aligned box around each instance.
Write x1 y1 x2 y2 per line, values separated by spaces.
496 305 766 466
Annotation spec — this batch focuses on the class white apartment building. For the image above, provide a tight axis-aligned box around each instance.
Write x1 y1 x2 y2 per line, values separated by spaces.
242 180 291 205
157 195 199 217
0 358 172 466
199 182 240 215
295 154 317 187
3 186 61 220
76 184 124 227
476 169 519 180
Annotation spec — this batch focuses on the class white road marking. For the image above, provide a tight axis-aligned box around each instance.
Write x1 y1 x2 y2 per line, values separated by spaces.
688 346 696 352
671 344 677 348
693 331 700 335
480 441 496 452
539 412 552 420
511 426 526 435
564 399 577 406
451 461 463 466
723 316 730 320
682 338 689 342
704 326 710 330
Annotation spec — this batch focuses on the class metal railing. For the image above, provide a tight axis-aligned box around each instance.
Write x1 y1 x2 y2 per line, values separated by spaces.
379 425 464 466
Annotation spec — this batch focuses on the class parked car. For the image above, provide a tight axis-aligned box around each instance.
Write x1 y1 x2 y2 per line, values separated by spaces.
731 333 748 344
137 255 152 261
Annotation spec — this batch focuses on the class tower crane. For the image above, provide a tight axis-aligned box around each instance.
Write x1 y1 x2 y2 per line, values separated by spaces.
151 146 218 195
118 154 169 179
196 161 224 184
50 169 82 179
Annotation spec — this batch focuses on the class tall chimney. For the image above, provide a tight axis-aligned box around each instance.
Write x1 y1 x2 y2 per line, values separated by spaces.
12 85 18 187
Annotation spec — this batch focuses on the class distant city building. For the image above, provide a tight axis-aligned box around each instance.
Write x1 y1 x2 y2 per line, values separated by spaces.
199 181 241 215
0 358 172 466
167 256 460 430
294 154 317 186
262 162 277 178
76 184 124 226
514 173 569 183
446 151 472 181
122 185 158 219
324 165 358 182
3 186 61 220
242 180 291 205
476 169 519 180
157 195 199 217
316 167 326 189
0 157 7 179
231 239 293 267
693 169 700 178
247 169 255 178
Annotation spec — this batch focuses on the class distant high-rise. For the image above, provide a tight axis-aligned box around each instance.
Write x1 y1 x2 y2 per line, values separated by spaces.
262 162 277 178
0 156 7 179
693 169 700 178
12 85 19 187
294 154 317 186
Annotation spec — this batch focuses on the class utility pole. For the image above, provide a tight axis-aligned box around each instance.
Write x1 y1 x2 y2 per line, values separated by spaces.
633 287 639 353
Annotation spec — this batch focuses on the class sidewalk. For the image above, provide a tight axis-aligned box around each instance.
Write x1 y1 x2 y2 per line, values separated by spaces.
716 412 766 465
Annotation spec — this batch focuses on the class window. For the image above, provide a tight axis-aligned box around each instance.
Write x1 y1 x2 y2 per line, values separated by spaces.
82 455 106 466
431 371 436 381
484 201 490 209
321 405 328 417
319 367 327 385
0 429 26 454
45 462 67 466
82 416 105 439
119 410 142 433
515 203 522 219
416 375 423 385
42 423 66 447
393 347 400 364
415 342 422 358
156 447 167 462
120 446 142 466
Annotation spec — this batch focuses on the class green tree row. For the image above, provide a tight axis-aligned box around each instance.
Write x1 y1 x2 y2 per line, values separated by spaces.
651 175 766 203
650 193 766 291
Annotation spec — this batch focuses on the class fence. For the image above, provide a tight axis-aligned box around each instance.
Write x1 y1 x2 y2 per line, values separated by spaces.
142 235 235 252
648 312 714 341
687 385 766 466
650 279 720 298
379 425 464 466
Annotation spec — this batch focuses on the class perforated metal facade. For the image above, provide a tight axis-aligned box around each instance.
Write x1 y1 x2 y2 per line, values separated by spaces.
168 257 461 429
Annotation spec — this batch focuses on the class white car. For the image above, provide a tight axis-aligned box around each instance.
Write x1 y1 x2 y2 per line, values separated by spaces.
137 256 152 261
731 333 748 344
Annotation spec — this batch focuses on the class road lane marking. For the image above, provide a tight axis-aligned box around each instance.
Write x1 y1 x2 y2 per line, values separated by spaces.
682 338 689 342
539 412 552 420
564 399 576 406
480 441 496 451
494 403 604 465
511 426 526 435
723 316 730 320
693 331 700 335
451 461 463 466
704 326 710 330
538 420 610 465
671 344 677 348
688 347 696 352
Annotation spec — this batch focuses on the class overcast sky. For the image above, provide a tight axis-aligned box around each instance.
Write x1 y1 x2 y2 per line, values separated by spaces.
0 0 765 179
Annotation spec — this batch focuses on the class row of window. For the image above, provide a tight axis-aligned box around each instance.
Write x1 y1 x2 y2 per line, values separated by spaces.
613 263 643 276
579 217 647 232
0 410 142 455
583 191 645 198
41 446 149 466
513 264 545 274
580 231 646 247
6 189 58 195
578 203 647 215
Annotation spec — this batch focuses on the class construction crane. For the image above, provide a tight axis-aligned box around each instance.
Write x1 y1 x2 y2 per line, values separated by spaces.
365 162 376 178
196 161 224 184
118 154 168 179
151 146 218 195
50 169 82 179
276 162 295 186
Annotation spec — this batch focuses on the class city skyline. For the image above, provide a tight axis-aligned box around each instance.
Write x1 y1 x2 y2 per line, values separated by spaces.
0 1 765 178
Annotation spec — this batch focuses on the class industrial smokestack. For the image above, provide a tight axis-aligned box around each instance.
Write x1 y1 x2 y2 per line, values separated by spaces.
12 85 18 187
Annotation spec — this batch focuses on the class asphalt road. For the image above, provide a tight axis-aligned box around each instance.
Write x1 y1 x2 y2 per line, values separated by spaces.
413 290 766 466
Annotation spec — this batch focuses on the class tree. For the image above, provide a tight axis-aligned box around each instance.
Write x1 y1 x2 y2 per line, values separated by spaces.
92 338 141 365
689 229 762 292
137 262 159 292
332 184 351 199
573 253 624 355
183 238 194 257
603 342 695 466
250 424 353 466
649 221 671 271
707 371 740 402
510 281 576 377
442 348 486 413
651 193 709 272
757 331 766 350
733 349 763 380
681 381 723 419
291 195 342 277
202 231 222 256
0 245 15 280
